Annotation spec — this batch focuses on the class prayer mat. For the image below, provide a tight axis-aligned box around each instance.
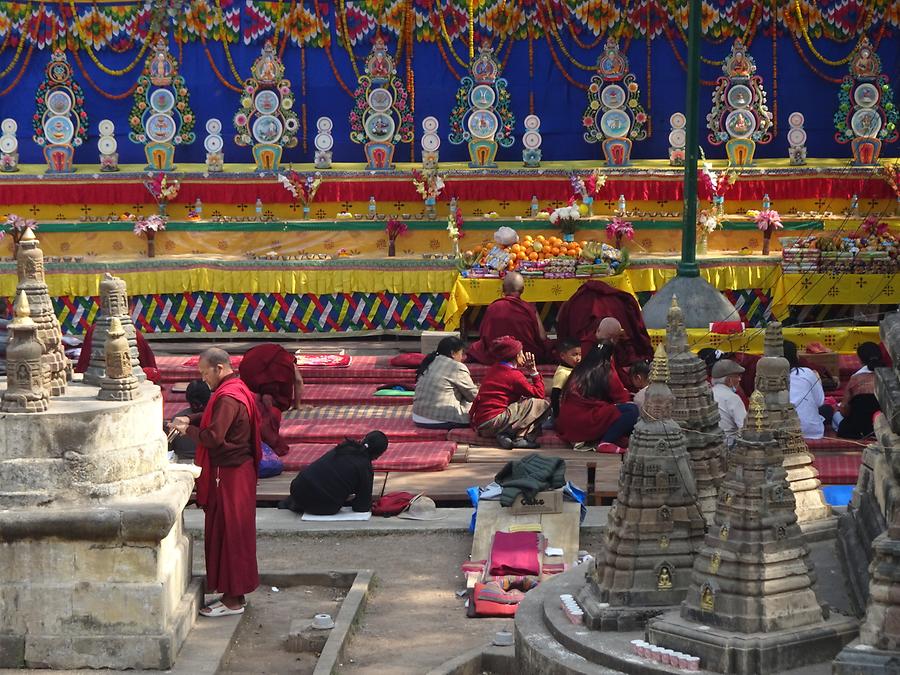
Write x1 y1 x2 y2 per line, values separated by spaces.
812 452 862 484
278 418 448 444
301 508 372 521
285 405 412 421
295 353 352 368
806 435 870 452
282 441 456 472
447 427 571 449
302 384 414 406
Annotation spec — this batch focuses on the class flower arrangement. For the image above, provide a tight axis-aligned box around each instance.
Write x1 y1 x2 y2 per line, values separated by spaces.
549 203 581 237
606 216 634 249
385 217 408 257
3 214 37 254
697 209 720 233
145 172 180 204
698 150 738 215
859 214 890 239
747 208 783 254
447 210 465 256
411 169 445 201
277 170 322 211
133 214 167 258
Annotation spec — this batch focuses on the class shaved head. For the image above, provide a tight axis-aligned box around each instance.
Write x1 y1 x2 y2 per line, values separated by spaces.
596 317 625 340
197 347 234 390
199 347 232 368
502 271 525 296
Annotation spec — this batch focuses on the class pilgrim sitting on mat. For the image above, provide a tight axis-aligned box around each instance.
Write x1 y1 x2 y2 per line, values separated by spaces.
277 431 389 515
413 336 479 429
555 342 638 454
469 336 550 450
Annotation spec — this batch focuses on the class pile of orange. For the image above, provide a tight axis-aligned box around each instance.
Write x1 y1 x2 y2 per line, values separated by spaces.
466 235 586 271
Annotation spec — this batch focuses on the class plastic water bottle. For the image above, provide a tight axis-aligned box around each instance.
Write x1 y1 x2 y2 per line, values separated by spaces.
850 194 859 215
617 194 626 216
530 196 539 218
449 196 458 219
255 198 263 218
368 196 377 219
762 193 770 210
194 197 203 217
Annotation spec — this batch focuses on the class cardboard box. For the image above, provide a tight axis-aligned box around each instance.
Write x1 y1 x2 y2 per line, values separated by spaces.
509 490 563 515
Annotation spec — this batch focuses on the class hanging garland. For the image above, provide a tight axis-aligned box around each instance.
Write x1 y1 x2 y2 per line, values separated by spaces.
67 0 150 76
68 42 140 99
314 0 354 97
435 0 467 69
0 0 33 80
792 0 865 67
535 0 587 91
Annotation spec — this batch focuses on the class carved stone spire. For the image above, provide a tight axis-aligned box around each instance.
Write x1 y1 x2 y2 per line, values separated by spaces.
665 295 689 356
763 321 784 357
1 291 49 413
97 317 139 402
84 273 146 385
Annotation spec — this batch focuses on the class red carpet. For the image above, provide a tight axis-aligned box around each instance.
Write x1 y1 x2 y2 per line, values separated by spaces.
281 441 456 472
279 417 448 444
813 453 862 484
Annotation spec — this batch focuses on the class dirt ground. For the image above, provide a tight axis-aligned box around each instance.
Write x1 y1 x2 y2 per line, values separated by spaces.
219 585 340 675
196 530 603 674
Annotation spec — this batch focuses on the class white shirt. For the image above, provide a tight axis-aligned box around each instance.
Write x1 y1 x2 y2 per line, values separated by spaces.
711 383 746 445
789 367 826 439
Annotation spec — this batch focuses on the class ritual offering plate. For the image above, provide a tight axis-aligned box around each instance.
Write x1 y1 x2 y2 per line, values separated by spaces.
522 130 541 150
422 116 439 132
206 118 222 135
254 90 279 115
670 112 686 129
727 84 752 108
252 114 283 143
43 115 75 144
367 88 393 112
98 136 117 154
365 112 395 142
204 134 223 153
851 108 882 137
470 85 496 110
1 118 17 134
98 119 115 136
601 84 626 109
421 133 440 151
150 89 175 113
787 127 807 147
468 109 499 139
523 114 540 130
725 109 756 138
854 83 879 108
600 109 631 138
317 116 333 132
668 129 686 147
47 90 73 115
788 111 805 127
0 135 18 153
314 132 334 151
145 113 177 143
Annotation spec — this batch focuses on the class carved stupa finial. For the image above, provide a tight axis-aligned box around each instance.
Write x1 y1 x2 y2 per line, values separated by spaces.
666 295 689 356
650 344 669 384
749 390 766 431
11 290 33 327
764 322 784 357
20 227 36 243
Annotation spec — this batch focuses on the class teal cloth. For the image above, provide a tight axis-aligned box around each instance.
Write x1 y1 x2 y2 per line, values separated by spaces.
494 454 567 506
374 389 415 397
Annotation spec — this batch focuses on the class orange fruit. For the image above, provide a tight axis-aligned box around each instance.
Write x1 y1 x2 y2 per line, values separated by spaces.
536 234 546 243
551 246 560 255
517 251 526 260
529 251 538 260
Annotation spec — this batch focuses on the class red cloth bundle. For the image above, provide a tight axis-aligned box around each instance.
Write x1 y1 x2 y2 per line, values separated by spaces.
488 531 541 577
709 321 746 335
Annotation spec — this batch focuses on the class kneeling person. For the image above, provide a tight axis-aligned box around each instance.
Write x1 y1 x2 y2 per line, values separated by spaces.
469 336 550 449
279 431 389 515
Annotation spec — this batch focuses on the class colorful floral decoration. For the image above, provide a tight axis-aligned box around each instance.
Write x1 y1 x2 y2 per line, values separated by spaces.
834 37 898 166
706 38 773 167
233 41 299 172
133 213 166 258
747 208 783 255
4 214 37 253
606 215 634 249
549 203 581 240
447 209 464 257
349 35 413 170
448 42 515 168
385 217 408 257
32 50 88 174
582 38 647 167
128 36 195 171
277 169 321 217
144 171 180 217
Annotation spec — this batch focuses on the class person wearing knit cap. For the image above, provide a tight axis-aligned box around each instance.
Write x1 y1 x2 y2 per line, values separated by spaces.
469 335 550 449
710 359 747 447
278 431 389 515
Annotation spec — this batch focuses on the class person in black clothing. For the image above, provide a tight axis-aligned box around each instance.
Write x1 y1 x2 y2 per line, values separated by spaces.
277 431 389 515
169 380 212 460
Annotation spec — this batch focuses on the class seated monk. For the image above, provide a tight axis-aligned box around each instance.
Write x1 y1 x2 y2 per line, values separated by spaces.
75 324 159 382
238 343 304 457
467 272 554 364
588 317 641 392
556 280 653 376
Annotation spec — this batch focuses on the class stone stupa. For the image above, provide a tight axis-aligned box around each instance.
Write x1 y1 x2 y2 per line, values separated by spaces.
755 322 832 527
578 344 707 630
666 296 726 520
648 395 858 673
15 227 68 396
83 272 146 385
1 291 49 413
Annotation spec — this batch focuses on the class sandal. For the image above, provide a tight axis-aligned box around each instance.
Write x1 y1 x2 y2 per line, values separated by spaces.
199 600 244 617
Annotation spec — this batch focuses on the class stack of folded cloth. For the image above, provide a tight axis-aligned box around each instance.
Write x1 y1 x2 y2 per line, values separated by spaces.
854 250 895 274
820 250 856 274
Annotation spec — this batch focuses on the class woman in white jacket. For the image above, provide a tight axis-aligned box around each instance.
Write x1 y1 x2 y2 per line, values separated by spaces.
784 341 828 439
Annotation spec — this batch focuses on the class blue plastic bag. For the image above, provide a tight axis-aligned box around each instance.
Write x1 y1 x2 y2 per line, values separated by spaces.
257 442 284 478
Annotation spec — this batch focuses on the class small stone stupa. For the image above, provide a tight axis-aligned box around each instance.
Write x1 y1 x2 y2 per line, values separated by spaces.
756 322 831 526
648 396 858 673
666 296 726 520
16 227 67 396
83 273 146 385
1 291 49 413
578 344 707 630
97 317 139 401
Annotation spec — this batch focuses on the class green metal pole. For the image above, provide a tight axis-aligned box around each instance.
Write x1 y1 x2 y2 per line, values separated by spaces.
677 0 702 278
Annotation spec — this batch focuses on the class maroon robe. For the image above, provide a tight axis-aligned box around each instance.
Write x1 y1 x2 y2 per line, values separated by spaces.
555 378 629 444
556 281 653 370
467 295 554 364
194 375 261 597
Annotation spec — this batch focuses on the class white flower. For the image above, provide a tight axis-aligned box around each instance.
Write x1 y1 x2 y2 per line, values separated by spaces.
549 211 560 224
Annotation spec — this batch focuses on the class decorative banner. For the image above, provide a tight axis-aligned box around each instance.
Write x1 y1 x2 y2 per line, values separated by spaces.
33 50 88 174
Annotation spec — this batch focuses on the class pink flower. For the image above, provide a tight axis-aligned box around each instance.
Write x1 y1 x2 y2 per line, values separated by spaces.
606 216 634 241
386 217 408 240
752 209 783 231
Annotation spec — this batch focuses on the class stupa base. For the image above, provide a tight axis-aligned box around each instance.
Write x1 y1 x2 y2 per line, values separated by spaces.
648 610 858 674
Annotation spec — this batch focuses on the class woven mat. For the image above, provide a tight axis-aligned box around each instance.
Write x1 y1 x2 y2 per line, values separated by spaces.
812 453 862 484
807 435 869 453
285 405 412 421
279 417 448 444
282 441 456 473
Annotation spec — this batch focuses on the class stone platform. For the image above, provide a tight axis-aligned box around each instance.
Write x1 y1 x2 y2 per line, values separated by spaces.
0 382 198 670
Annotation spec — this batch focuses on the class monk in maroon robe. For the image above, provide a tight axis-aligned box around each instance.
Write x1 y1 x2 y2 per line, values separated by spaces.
467 272 554 364
171 348 261 616
556 281 653 389
238 343 303 456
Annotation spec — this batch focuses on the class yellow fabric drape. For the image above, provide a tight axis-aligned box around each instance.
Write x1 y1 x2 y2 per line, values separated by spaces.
648 327 881 354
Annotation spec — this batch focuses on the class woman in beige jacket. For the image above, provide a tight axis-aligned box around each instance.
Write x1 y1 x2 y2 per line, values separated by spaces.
413 337 479 428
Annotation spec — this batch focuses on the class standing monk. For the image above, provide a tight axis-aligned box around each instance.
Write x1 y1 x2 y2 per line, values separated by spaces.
467 272 554 364
171 348 261 617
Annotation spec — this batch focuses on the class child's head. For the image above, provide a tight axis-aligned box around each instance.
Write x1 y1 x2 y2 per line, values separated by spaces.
558 340 582 368
630 360 652 389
